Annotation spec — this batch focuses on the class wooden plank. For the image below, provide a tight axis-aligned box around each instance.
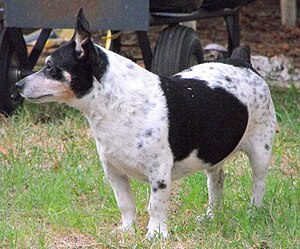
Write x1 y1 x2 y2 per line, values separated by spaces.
280 0 297 26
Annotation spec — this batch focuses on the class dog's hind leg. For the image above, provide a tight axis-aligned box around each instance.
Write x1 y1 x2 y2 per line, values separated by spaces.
102 160 136 231
241 115 276 207
198 163 225 221
242 137 273 207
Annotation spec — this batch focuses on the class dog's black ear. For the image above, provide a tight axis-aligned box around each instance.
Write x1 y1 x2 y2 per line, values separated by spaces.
80 36 97 61
73 8 93 58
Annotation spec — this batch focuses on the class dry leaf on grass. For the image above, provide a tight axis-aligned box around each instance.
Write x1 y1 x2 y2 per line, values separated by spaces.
0 144 9 156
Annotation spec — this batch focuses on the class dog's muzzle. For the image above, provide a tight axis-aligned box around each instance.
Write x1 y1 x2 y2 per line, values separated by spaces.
15 79 26 91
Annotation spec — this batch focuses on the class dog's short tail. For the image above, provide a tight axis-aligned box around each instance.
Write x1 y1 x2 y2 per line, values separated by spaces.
230 45 252 67
221 45 261 76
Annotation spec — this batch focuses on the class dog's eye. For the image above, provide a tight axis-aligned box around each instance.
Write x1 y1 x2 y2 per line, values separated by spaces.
47 66 63 80
46 61 52 70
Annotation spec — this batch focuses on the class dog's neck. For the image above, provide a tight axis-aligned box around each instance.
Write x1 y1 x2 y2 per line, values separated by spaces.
66 47 168 160
67 46 163 125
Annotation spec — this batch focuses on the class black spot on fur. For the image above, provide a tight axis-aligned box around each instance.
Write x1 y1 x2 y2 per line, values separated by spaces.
265 144 270 150
225 76 232 82
152 162 159 168
127 63 134 69
137 141 143 149
160 76 248 164
145 129 153 137
227 84 237 90
152 181 167 192
157 181 167 190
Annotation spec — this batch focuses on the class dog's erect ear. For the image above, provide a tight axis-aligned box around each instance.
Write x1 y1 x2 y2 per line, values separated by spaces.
73 8 93 58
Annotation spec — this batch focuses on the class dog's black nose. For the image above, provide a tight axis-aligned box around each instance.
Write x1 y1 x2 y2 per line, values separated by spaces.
15 79 25 90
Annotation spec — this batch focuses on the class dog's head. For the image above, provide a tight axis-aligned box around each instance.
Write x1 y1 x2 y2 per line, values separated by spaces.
16 8 107 103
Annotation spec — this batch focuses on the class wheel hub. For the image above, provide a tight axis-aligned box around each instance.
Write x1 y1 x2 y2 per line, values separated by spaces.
7 51 23 100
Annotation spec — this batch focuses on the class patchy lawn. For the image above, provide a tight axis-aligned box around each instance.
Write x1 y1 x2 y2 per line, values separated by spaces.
0 86 299 248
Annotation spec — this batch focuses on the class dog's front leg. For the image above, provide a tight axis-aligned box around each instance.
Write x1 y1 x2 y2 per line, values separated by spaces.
101 159 136 231
146 162 172 239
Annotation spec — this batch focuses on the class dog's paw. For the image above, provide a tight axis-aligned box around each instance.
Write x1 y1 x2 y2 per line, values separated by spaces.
117 224 135 233
110 224 135 236
146 219 168 240
247 205 260 219
146 228 168 240
196 212 214 223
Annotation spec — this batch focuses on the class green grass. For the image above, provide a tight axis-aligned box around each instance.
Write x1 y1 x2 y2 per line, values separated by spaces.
0 86 299 248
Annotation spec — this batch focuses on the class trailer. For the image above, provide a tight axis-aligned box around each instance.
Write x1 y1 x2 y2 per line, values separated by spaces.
0 0 253 115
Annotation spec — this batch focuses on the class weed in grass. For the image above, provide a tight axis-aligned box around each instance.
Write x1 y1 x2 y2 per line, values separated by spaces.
0 87 299 248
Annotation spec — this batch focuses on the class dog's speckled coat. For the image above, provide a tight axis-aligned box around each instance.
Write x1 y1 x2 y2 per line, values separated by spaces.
16 9 276 239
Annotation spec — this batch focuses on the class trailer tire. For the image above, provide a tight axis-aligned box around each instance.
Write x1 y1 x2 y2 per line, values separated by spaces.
151 25 203 76
0 22 27 116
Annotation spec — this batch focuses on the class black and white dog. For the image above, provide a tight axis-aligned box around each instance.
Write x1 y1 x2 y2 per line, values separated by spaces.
16 9 276 239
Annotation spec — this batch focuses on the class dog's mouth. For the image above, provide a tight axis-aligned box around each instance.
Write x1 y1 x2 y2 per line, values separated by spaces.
26 94 54 102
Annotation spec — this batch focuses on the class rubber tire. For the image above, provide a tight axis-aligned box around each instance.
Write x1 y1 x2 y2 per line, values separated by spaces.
0 23 27 115
151 25 204 76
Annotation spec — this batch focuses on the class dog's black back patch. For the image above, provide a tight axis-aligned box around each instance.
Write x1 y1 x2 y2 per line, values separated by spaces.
160 76 248 165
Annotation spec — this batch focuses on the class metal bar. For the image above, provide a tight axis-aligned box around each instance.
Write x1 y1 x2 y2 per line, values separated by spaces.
9 28 29 68
136 31 152 71
224 10 240 55
27 28 52 70
150 8 239 26
0 8 4 21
